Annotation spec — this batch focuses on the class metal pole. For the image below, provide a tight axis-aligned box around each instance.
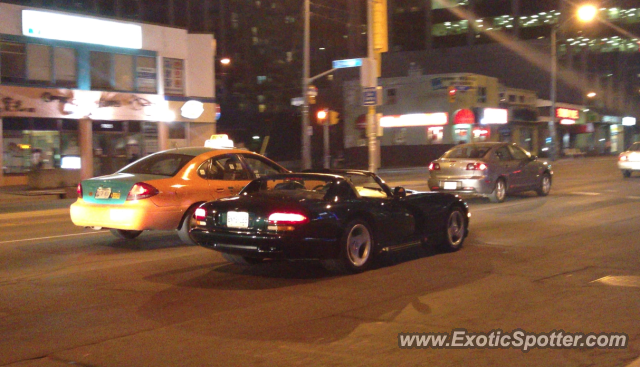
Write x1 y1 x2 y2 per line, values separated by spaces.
549 25 558 161
366 0 377 173
323 119 330 168
301 0 311 170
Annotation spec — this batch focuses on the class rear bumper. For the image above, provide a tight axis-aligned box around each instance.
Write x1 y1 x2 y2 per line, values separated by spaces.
70 199 183 230
191 228 339 260
427 176 494 196
618 161 640 171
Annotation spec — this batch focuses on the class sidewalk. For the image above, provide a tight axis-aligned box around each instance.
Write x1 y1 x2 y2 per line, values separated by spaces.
0 185 75 204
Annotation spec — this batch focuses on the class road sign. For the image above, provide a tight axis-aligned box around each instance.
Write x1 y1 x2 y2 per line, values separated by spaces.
363 87 380 106
291 97 304 106
332 58 363 69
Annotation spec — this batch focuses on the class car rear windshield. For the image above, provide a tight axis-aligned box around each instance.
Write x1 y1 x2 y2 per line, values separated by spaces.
443 146 492 159
244 176 334 194
119 153 194 176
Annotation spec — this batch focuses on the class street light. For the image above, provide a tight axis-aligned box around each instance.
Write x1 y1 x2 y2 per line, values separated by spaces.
549 4 597 161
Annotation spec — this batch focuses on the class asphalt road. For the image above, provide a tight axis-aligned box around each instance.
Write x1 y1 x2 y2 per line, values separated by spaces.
1 156 640 367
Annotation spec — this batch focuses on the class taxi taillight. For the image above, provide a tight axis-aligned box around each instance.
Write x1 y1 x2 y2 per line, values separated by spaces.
126 183 159 201
77 183 83 198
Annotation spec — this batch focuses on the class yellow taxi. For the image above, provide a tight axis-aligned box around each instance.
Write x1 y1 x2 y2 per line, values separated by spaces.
70 135 289 244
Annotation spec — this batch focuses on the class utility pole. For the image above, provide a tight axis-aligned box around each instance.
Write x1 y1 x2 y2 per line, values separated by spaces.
301 0 312 170
366 0 377 173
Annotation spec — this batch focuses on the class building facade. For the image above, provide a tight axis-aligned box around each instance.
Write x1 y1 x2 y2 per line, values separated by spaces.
0 3 216 187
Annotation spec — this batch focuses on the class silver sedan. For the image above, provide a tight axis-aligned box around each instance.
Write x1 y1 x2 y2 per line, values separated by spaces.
618 142 640 178
427 142 553 203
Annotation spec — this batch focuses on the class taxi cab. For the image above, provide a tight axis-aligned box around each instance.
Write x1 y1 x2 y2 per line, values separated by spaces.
70 135 289 244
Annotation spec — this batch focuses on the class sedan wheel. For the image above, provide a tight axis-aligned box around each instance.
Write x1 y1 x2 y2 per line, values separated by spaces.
110 229 142 240
321 219 373 274
438 207 466 252
536 173 551 196
488 178 506 203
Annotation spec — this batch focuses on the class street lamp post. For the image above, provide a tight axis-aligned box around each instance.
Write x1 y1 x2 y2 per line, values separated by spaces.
549 4 597 161
301 0 311 170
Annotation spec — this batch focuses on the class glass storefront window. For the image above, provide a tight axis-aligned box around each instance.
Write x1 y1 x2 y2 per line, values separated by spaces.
114 53 134 91
2 129 60 173
54 47 77 87
27 43 52 84
90 51 112 90
1 42 26 84
136 56 157 93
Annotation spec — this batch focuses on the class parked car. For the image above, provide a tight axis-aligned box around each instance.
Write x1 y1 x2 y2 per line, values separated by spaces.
618 142 640 178
427 142 552 203
70 141 289 244
190 170 469 274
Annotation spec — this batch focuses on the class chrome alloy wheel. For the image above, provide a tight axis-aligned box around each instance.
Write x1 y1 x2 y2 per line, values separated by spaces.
541 175 551 194
495 180 506 201
447 210 465 247
346 224 372 267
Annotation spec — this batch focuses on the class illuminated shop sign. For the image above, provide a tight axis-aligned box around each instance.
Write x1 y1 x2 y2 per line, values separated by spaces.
480 108 508 124
622 117 637 126
556 108 579 120
453 109 475 124
472 127 490 138
379 113 448 127
560 119 576 125
602 115 622 124
22 10 142 49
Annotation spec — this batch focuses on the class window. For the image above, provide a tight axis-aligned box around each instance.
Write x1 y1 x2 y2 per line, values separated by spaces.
54 47 77 87
136 56 156 93
519 95 525 103
477 86 487 103
27 43 51 84
163 58 184 96
508 94 516 102
387 88 397 104
494 146 512 161
508 145 530 160
90 51 112 90
199 155 250 181
114 54 134 91
240 154 284 178
1 42 26 83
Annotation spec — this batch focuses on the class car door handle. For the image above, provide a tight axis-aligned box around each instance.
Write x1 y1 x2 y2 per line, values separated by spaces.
216 188 224 192
228 186 234 190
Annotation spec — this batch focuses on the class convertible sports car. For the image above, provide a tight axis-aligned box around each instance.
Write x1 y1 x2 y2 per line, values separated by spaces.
190 170 470 273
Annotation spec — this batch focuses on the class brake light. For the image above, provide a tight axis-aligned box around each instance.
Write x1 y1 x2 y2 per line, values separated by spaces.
77 183 83 198
268 213 307 223
619 154 628 161
126 183 159 201
466 163 488 171
195 208 206 221
429 162 441 171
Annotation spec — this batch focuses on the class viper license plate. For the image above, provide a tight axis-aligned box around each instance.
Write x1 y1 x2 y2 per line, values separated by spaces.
227 211 249 228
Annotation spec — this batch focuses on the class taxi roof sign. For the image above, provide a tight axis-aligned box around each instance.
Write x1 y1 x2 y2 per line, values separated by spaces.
204 134 234 149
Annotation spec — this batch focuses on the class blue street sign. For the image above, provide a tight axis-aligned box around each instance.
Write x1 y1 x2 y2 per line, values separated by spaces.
363 87 378 106
332 58 363 69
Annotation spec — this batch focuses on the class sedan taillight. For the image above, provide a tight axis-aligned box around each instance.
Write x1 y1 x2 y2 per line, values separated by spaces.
77 183 83 198
466 162 488 171
429 162 441 171
619 154 628 161
126 183 159 201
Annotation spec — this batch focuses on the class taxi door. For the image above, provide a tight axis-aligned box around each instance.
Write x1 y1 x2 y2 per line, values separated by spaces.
204 154 252 198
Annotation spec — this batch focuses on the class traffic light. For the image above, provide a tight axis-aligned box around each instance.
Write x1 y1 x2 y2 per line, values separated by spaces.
448 86 456 103
328 110 340 125
317 109 327 120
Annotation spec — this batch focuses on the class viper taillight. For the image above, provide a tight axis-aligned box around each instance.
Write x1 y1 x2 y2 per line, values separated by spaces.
268 213 307 223
466 162 488 171
77 183 83 198
429 162 440 171
195 208 206 221
126 183 159 201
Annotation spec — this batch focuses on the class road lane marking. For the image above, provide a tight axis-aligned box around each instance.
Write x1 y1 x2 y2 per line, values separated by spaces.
0 231 106 245
571 192 601 196
627 196 640 200
0 208 69 221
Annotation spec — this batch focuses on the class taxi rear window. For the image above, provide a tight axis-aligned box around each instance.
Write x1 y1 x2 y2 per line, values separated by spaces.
119 153 194 176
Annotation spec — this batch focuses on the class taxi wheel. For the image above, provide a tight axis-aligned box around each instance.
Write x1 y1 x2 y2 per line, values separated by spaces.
178 206 199 245
110 229 142 240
